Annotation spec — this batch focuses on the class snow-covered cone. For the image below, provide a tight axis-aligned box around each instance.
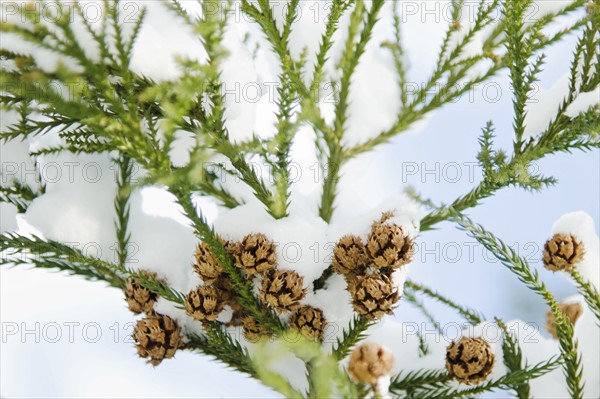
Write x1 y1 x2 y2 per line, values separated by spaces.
124 270 159 314
184 285 225 322
446 337 495 384
241 314 270 342
543 233 584 272
289 305 327 341
259 269 306 312
194 242 225 284
133 313 184 366
366 217 414 269
232 233 277 278
350 274 400 319
332 235 369 275
546 302 584 339
347 342 394 386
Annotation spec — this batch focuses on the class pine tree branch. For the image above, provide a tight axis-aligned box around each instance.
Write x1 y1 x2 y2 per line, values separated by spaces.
404 280 485 325
128 268 186 304
332 315 373 360
186 324 256 377
389 369 450 394
0 233 124 288
413 356 562 399
570 267 600 322
403 290 442 334
319 0 384 222
0 181 42 213
169 185 285 333
496 318 530 399
451 212 585 399
174 0 283 219
114 156 133 269
280 337 359 399
420 105 599 232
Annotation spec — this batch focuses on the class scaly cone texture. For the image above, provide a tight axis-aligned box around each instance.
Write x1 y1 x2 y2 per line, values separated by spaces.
259 269 307 312
446 337 495 384
124 270 160 314
349 274 400 319
133 313 184 366
241 314 271 342
194 241 225 284
214 276 242 313
184 285 225 322
232 233 277 278
289 305 327 341
366 219 414 269
543 233 585 272
330 212 414 320
332 235 369 275
546 302 584 339
347 342 394 386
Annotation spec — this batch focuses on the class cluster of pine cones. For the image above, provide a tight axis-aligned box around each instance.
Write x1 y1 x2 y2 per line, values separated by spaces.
186 233 327 342
124 271 184 365
332 212 414 319
122 220 587 369
123 212 417 365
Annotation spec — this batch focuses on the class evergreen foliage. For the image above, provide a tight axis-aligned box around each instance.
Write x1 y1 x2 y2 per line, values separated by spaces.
1 0 599 397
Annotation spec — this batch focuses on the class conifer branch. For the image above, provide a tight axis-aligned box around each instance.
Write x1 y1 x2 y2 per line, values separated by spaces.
570 268 600 321
389 369 450 394
280 337 359 398
0 0 597 395
319 0 383 222
0 233 124 288
170 185 285 333
186 327 256 377
128 268 186 304
332 315 373 360
405 280 485 325
451 212 585 399
496 318 530 399
403 290 442 334
114 156 133 269
0 181 42 213
414 356 562 399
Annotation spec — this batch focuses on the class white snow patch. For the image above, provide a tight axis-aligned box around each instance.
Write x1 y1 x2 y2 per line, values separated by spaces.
551 211 600 290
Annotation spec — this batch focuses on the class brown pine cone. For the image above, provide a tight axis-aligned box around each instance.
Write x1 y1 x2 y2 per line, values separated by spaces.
133 313 184 366
124 270 159 314
366 221 413 269
289 305 327 341
446 337 495 384
232 233 277 278
241 314 271 342
546 302 584 339
543 234 584 272
193 241 225 284
259 269 307 312
347 342 394 386
184 285 225 322
213 276 241 311
350 274 400 319
332 235 369 275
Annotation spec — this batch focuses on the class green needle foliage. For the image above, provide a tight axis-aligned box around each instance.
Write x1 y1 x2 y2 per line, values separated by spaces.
452 212 586 399
569 268 600 321
1 0 599 397
495 318 530 399
0 232 125 288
